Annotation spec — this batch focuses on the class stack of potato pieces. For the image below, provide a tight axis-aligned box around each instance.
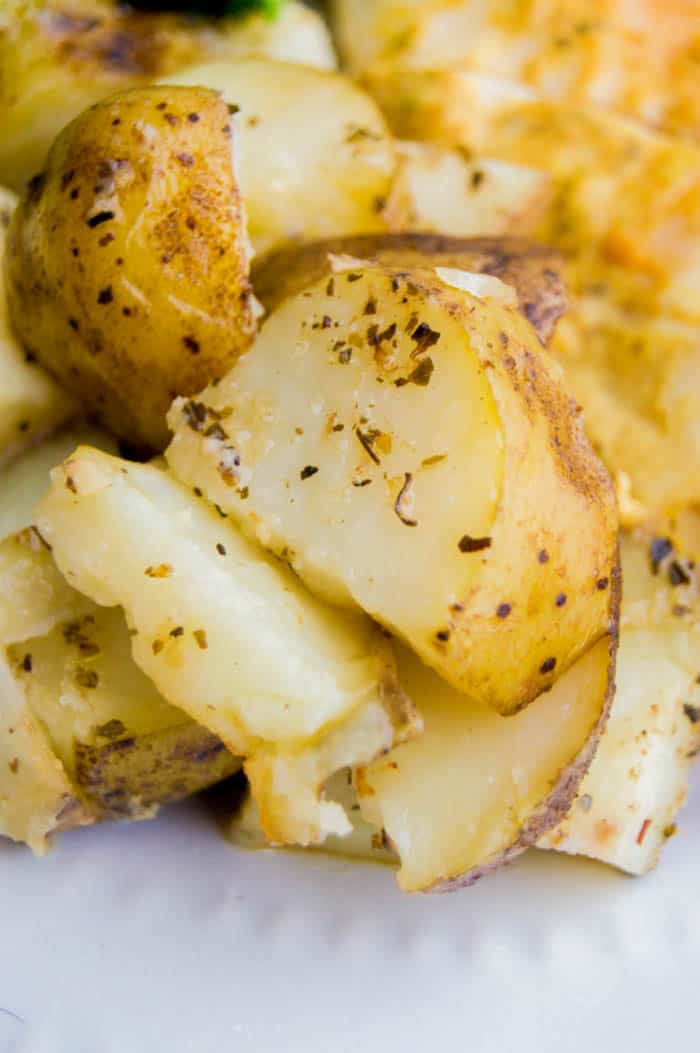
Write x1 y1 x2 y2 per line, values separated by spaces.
0 0 698 891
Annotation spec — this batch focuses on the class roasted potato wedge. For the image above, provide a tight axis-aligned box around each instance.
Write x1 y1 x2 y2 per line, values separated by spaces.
37 447 419 843
0 185 76 464
165 60 397 256
0 0 335 191
333 0 700 143
6 85 257 450
356 631 617 892
0 425 116 541
167 262 617 713
251 233 568 345
540 530 700 873
0 528 239 851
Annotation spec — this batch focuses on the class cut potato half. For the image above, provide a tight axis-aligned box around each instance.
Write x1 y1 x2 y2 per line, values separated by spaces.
38 448 417 842
167 263 617 713
358 634 616 892
165 60 396 256
251 233 567 345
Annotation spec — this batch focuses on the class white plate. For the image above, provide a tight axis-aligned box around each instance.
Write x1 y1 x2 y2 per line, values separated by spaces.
2 769 699 1053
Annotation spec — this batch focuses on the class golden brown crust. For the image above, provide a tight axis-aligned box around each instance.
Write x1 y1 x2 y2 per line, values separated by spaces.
6 85 256 449
252 233 567 344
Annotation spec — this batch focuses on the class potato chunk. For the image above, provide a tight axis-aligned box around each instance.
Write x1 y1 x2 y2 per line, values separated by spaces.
167 263 617 713
6 86 257 449
0 186 76 464
165 60 397 256
0 529 239 850
356 633 616 892
540 530 700 873
38 447 417 842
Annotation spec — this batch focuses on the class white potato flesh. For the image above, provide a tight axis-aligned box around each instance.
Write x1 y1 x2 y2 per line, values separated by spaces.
37 448 416 840
8 607 190 782
220 2 337 70
164 60 396 255
0 187 76 463
357 637 613 892
0 426 116 541
0 528 92 647
389 141 552 238
0 650 88 854
166 264 617 713
540 533 700 873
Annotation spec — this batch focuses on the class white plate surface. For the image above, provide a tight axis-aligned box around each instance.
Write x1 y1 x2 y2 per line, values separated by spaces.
2 769 699 1053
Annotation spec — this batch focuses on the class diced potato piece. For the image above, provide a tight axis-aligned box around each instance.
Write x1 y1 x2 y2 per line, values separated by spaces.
165 60 397 256
0 650 89 854
540 530 700 872
251 232 567 346
167 263 617 713
356 634 616 892
0 529 240 849
0 186 75 463
0 0 335 191
38 448 417 842
0 426 116 541
6 87 257 450
7 606 239 821
388 141 553 240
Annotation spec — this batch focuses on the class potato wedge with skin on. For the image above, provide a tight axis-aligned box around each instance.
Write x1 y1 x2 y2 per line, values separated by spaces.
358 630 617 893
251 233 568 345
0 186 76 465
0 528 240 848
8 606 240 822
540 530 700 873
6 86 257 450
37 447 419 844
164 60 397 257
167 262 617 713
0 0 336 191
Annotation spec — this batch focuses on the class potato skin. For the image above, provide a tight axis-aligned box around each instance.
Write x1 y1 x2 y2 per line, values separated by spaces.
432 609 619 892
252 233 567 345
6 85 256 449
75 722 240 820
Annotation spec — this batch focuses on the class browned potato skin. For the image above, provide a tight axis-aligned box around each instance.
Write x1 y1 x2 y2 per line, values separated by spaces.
75 722 240 821
432 618 620 892
252 233 568 345
6 86 256 449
